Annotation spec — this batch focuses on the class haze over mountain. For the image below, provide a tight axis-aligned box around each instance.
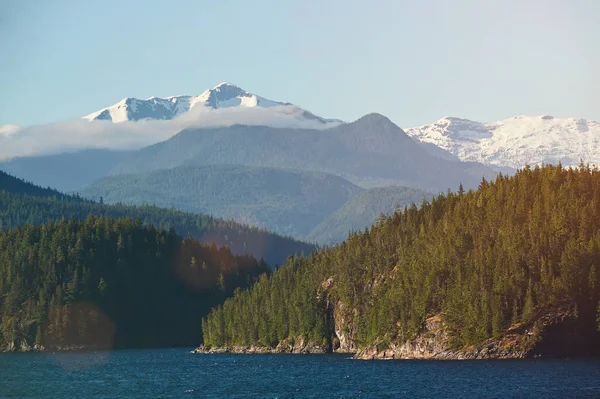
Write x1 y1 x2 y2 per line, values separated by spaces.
0 149 132 192
8 83 592 248
0 84 341 160
307 186 428 244
3 81 597 177
79 165 363 238
0 169 315 267
110 113 495 192
406 115 600 170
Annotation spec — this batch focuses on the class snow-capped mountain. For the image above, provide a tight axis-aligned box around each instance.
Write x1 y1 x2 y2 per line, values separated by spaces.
406 115 600 170
83 82 341 125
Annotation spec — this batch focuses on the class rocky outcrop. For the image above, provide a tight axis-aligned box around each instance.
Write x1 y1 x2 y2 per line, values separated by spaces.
354 303 594 360
193 301 598 360
276 335 328 354
332 301 360 353
0 343 110 353
354 315 529 360
19 341 32 352
191 346 273 354
192 335 327 355
2 341 43 353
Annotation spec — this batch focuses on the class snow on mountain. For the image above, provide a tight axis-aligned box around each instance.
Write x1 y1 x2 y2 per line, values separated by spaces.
83 82 341 125
405 115 600 170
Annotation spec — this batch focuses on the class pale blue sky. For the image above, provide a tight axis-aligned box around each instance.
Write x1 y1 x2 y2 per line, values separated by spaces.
1 0 599 127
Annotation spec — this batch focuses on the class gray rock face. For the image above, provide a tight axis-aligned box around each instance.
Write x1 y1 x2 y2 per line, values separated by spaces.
353 316 527 360
332 301 360 353
352 304 584 360
192 335 327 355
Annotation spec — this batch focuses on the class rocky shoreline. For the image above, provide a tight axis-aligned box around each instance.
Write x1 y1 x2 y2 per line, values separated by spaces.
353 343 528 360
190 345 328 355
193 305 587 360
2 341 115 353
190 344 527 359
352 315 531 360
191 335 330 355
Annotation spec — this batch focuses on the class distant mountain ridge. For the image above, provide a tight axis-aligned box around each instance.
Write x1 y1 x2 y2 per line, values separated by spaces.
0 168 315 266
307 186 428 244
109 113 496 192
4 77 597 174
0 170 69 199
1 111 497 244
0 149 132 192
83 82 342 125
2 114 497 194
79 164 363 238
406 115 600 170
78 166 433 245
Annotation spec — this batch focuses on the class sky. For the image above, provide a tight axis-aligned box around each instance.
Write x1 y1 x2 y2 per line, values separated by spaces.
1 0 599 128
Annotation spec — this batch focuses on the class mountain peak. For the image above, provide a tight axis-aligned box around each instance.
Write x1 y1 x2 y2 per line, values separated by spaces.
406 114 600 170
439 116 475 123
200 83 248 107
349 114 402 133
213 82 241 90
354 113 393 124
82 83 342 126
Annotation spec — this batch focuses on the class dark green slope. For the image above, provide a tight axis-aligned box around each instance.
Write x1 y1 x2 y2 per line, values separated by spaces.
0 217 269 351
79 165 362 238
307 186 428 244
0 170 315 267
202 165 600 356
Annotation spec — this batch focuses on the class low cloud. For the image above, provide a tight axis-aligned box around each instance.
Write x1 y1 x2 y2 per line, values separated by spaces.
0 106 341 160
0 124 21 137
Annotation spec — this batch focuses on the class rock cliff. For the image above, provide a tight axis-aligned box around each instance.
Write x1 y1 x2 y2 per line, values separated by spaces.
193 301 599 359
191 335 327 355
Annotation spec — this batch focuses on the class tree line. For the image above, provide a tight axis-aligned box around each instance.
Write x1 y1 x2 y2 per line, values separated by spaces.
0 216 270 351
0 170 316 267
203 164 600 351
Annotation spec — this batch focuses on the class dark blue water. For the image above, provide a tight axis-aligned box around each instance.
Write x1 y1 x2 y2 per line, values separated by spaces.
1 349 600 398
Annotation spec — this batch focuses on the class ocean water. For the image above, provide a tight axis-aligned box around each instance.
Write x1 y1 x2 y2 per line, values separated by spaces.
1 349 599 398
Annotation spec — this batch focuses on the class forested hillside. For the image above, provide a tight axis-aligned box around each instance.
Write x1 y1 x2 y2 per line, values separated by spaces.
307 186 428 244
0 170 315 267
0 217 269 351
79 164 362 238
202 165 600 357
0 170 72 199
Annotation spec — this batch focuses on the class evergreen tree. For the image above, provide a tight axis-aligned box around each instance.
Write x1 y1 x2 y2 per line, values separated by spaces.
203 165 600 350
0 217 269 351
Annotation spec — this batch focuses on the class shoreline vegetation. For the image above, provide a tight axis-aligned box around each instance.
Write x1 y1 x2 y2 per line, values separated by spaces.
3 166 600 358
0 216 270 352
191 303 580 360
199 165 600 360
